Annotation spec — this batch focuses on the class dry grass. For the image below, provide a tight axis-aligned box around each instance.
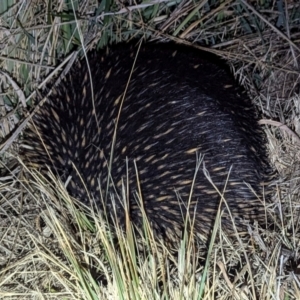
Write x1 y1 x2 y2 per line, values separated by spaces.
0 0 300 299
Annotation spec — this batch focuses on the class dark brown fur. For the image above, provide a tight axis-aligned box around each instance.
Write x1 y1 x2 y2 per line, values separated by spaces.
23 43 273 241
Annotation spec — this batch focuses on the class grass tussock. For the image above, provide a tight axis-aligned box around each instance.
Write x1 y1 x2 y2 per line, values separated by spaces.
0 167 297 299
0 0 300 299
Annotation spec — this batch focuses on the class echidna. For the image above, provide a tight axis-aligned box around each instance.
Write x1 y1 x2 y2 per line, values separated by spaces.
23 43 272 241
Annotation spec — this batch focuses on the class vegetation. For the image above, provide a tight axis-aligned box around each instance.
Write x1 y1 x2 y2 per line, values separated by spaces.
0 0 299 299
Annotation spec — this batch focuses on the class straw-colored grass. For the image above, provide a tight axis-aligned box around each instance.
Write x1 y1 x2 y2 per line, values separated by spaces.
0 0 300 299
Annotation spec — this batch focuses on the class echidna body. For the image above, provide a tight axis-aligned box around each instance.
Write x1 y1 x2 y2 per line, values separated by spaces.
24 43 272 241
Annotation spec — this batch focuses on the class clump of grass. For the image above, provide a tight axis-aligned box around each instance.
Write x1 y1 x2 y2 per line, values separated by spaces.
0 162 296 299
